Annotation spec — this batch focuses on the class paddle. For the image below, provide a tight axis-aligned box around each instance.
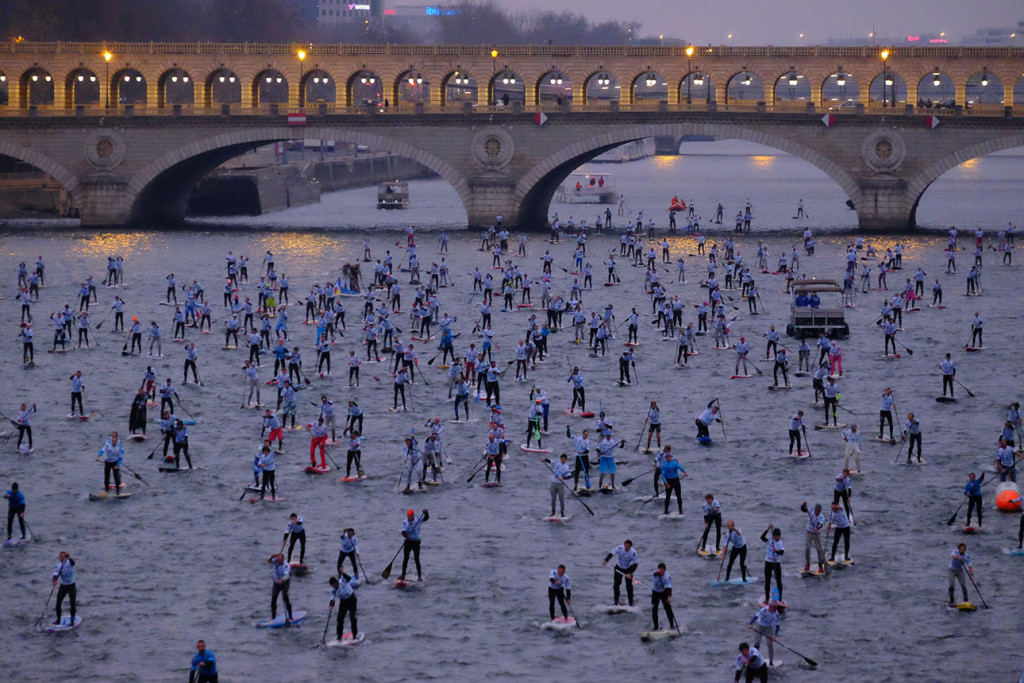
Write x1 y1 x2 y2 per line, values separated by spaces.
120 464 149 486
967 571 989 609
952 376 976 398
768 636 818 668
541 457 594 516
357 555 376 585
632 417 649 452
380 510 428 579
94 307 114 330
319 604 334 646
802 426 812 458
737 349 762 376
715 398 729 442
715 537 732 583
621 466 656 487
34 560 65 629
892 337 914 356
566 597 583 629
175 397 199 422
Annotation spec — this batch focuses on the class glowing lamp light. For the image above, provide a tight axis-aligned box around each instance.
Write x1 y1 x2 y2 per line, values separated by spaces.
78 75 84 82
788 74 798 87
836 73 846 87
219 76 226 83
885 76 894 86
980 72 989 87
693 73 705 86
933 72 941 87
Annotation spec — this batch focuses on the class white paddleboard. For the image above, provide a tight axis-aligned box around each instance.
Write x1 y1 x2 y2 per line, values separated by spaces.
45 616 82 633
541 616 577 630
603 605 642 615
254 610 308 628
327 632 365 647
640 629 680 642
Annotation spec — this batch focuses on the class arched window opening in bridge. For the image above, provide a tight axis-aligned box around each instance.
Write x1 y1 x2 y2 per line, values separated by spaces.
965 71 1003 109
396 70 430 107
726 71 764 105
0 72 7 106
772 70 810 105
65 69 99 108
349 69 383 108
869 72 907 107
1015 75 1024 107
160 69 195 108
443 71 477 106
679 71 713 105
20 68 54 108
631 69 666 105
822 71 859 108
303 70 336 106
207 69 241 107
491 69 524 107
917 71 954 108
253 70 289 107
585 71 618 104
113 69 147 107
537 70 572 106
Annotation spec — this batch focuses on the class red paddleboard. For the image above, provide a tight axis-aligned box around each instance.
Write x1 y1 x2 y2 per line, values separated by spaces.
305 465 330 474
604 282 617 287
563 409 595 418
339 475 368 482
964 346 984 352
730 374 751 379
517 303 535 308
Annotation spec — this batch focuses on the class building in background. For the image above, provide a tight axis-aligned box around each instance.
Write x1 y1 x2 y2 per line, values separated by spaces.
962 21 1023 46
318 0 383 29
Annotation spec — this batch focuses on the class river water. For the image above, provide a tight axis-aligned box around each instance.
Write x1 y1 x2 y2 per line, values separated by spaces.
1 142 1022 681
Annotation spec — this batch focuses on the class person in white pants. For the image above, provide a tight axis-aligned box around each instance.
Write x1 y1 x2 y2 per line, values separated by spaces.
843 424 863 472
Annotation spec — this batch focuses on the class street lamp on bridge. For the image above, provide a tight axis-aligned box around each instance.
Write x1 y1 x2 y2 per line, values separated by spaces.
685 45 694 104
880 49 890 108
297 49 307 108
103 51 112 109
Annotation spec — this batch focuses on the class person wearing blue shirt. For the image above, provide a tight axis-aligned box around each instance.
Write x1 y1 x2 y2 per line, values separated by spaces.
734 642 768 683
879 388 895 441
5 482 27 541
97 432 124 492
939 354 956 397
328 574 360 641
724 520 749 582
699 494 723 553
400 509 428 582
603 540 638 607
947 544 973 605
547 565 572 621
748 603 781 666
52 551 76 626
759 526 785 605
650 563 677 631
69 370 86 417
337 528 360 578
189 640 218 683
660 451 687 516
268 553 294 623
963 472 985 528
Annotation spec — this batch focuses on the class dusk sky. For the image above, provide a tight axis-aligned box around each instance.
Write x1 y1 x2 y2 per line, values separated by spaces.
488 0 1022 44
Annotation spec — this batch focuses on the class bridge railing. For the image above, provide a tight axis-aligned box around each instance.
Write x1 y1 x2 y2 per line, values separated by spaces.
0 101 1017 119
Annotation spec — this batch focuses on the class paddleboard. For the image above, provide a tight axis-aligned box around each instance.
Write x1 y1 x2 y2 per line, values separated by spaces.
544 515 572 523
1001 547 1024 556
128 433 148 441
950 602 976 612
696 436 713 446
249 496 287 503
961 526 985 535
401 487 429 495
574 487 597 497
3 537 31 548
640 629 680 642
624 342 639 347
871 437 897 444
768 385 792 391
246 482 264 492
660 512 685 520
603 604 642 614
541 616 577 630
935 396 957 403
697 548 723 559
394 577 424 589
563 410 595 418
965 346 984 352
481 482 503 489
44 616 82 633
814 423 846 430
790 451 810 459
520 444 552 454
799 568 827 578
89 491 132 501
66 414 90 420
159 466 185 473
730 374 752 379
827 558 855 568
289 562 310 576
900 459 928 466
304 465 331 474
339 475 368 482
710 577 758 587
327 632 365 647
254 611 308 628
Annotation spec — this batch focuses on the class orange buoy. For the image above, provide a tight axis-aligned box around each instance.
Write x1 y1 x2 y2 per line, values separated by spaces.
996 486 1022 512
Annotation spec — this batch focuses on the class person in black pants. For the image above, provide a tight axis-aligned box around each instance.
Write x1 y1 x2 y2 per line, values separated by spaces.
329 574 359 640
283 513 305 565
699 494 723 552
52 551 76 625
734 642 769 683
268 553 293 622
400 509 426 582
650 563 677 631
724 521 748 582
547 565 571 620
759 526 785 605
5 482 27 540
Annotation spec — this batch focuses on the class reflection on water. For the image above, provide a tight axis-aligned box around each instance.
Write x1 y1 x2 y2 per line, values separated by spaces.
68 232 160 258
254 233 362 262
750 155 775 169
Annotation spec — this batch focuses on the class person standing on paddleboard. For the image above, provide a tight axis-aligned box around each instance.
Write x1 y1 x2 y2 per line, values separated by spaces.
5 482 27 541
268 553 294 624
283 513 306 566
833 469 853 518
400 509 425 582
189 640 218 683
828 502 853 563
337 528 359 578
547 565 571 621
940 354 956 398
903 414 923 464
842 425 862 472
800 502 826 573
879 389 895 441
52 551 76 626
788 412 805 456
69 370 86 417
651 562 677 631
329 574 360 642
97 432 123 492
759 526 785 605
699 494 723 553
660 451 687 516
734 642 769 683
547 454 572 518
14 403 35 451
695 400 721 440
602 539 638 607
947 544 973 605
748 602 781 666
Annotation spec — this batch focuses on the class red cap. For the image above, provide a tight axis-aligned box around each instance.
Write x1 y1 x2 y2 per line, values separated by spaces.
407 509 414 515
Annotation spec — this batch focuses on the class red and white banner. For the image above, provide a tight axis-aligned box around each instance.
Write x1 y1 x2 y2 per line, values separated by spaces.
534 111 548 126
928 115 940 129
821 113 835 128
287 113 307 126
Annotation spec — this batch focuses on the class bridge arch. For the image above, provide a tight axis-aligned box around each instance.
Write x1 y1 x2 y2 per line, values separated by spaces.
112 68 147 107
0 71 7 106
159 68 195 107
725 70 764 104
126 128 470 226
301 69 336 106
205 68 241 107
0 139 80 199
679 71 714 104
536 70 572 105
441 70 477 105
965 70 1003 105
583 70 619 104
916 70 954 104
20 67 54 108
516 123 859 228
347 69 383 107
906 132 1024 226
394 70 430 107
629 69 667 104
772 69 811 104
490 68 524 106
252 69 289 107
65 68 100 107
822 71 859 106
868 71 907 105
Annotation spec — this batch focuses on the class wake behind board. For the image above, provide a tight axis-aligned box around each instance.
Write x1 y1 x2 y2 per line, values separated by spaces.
44 616 82 633
603 604 642 615
640 629 680 642
541 616 577 630
326 632 365 647
254 610 308 628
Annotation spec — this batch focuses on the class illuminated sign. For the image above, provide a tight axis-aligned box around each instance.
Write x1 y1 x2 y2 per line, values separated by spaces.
348 3 371 10
907 35 920 42
383 8 396 14
425 6 461 15
929 38 948 43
